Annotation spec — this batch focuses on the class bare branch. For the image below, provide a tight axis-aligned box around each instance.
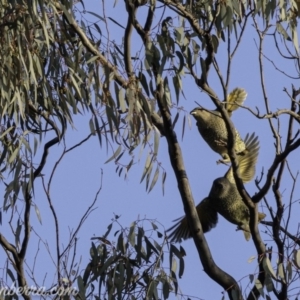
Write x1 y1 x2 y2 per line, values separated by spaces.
252 137 300 203
261 221 300 246
253 17 280 152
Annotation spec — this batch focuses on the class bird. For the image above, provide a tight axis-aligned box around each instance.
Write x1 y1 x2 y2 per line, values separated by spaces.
190 87 248 163
167 133 265 242
208 178 266 241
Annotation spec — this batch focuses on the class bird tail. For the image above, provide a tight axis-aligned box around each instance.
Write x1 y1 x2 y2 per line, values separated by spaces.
237 223 251 241
226 88 247 113
258 212 266 221
243 230 251 241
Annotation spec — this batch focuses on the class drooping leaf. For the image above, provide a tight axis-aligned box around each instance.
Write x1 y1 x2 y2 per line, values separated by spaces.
172 75 181 104
276 23 292 41
148 166 159 193
162 280 170 300
34 205 42 224
139 71 150 97
162 171 167 196
293 249 300 269
86 11 106 22
277 262 286 283
172 112 179 129
140 153 153 183
103 223 113 239
104 145 122 164
108 17 125 29
255 279 264 297
117 232 126 254
263 257 277 280
129 222 136 247
175 51 184 73
287 260 293 281
265 273 273 293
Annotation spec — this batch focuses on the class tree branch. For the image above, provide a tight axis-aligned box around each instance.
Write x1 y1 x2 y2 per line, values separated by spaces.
252 137 300 203
155 79 242 300
55 2 128 88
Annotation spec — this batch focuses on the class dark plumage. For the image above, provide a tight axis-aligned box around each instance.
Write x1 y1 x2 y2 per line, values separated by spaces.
166 197 218 242
167 133 265 242
209 177 265 241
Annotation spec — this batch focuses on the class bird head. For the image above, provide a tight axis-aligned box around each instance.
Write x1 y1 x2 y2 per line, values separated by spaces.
190 107 212 123
209 177 232 199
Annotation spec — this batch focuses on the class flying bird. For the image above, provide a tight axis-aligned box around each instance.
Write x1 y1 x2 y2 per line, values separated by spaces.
167 133 265 242
190 88 248 163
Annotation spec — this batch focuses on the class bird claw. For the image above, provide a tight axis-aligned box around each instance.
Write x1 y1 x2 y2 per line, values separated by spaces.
216 158 231 165
217 154 231 166
236 224 250 233
235 226 243 232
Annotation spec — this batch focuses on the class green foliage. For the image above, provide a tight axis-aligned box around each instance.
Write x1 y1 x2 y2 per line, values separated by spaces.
0 0 299 299
0 0 299 196
79 218 184 300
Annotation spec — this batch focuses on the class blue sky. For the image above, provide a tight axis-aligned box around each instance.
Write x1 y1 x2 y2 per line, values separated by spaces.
1 1 300 299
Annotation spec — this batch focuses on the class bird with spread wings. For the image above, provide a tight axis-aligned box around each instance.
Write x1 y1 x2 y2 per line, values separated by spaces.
167 132 265 242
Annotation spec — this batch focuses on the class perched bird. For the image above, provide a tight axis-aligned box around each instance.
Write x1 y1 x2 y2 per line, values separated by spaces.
208 177 266 241
209 163 266 241
167 133 265 242
190 88 247 163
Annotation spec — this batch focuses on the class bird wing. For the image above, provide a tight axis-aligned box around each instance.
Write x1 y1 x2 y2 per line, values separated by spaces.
225 88 247 114
225 132 260 183
166 197 218 243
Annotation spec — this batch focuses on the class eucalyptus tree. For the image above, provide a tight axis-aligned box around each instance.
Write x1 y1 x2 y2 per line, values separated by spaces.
0 1 300 299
